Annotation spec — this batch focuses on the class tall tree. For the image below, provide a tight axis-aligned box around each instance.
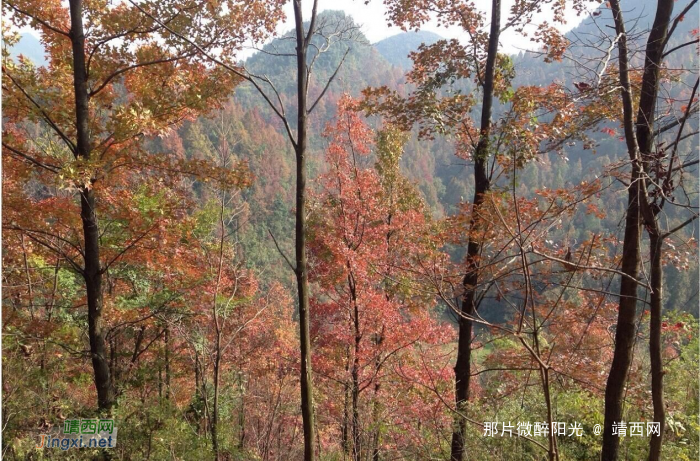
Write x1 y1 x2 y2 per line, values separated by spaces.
602 1 698 459
308 97 450 460
366 1 592 458
129 2 362 458
2 0 277 411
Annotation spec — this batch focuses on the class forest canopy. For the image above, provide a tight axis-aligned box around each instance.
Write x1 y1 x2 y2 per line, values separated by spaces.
1 0 698 460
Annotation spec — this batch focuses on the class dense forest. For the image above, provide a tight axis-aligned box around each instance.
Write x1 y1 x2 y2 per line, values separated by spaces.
1 0 698 460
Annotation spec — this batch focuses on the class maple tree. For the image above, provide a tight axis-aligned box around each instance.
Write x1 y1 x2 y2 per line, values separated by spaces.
363 1 609 458
1 0 279 411
308 97 451 459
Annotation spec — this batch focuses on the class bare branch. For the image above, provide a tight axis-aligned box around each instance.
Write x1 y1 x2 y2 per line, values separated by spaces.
101 224 158 273
1 142 61 173
662 38 700 58
662 0 699 49
662 215 699 239
308 48 350 114
268 229 295 272
529 248 652 290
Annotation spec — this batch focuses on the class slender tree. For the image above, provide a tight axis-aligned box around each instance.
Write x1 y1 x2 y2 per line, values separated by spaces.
601 1 698 459
129 2 362 458
366 1 592 458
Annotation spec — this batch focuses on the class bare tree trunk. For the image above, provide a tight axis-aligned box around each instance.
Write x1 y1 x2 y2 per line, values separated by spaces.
450 1 499 459
238 369 246 450
601 8 642 457
194 349 204 435
292 2 317 459
370 339 383 461
68 0 113 412
603 3 644 458
342 347 351 455
211 338 221 459
210 190 227 460
632 3 674 457
110 335 117 395
351 291 361 461
541 367 558 461
602 190 642 461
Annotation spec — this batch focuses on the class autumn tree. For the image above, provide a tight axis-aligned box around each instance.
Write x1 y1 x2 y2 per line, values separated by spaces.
2 0 280 411
308 97 451 459
363 1 601 458
129 3 364 457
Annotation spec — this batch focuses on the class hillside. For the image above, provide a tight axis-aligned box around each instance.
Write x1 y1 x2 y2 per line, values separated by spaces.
224 6 698 313
374 30 443 69
3 2 698 460
8 7 696 307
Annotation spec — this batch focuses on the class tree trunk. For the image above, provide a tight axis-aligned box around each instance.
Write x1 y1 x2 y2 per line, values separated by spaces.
602 188 642 461
602 2 673 459
165 326 171 401
602 2 643 456
648 231 665 460
370 339 383 461
342 348 351 455
195 349 203 435
238 369 246 450
541 367 558 461
351 287 361 461
639 4 674 459
211 336 221 459
450 1 499 459
293 1 316 459
110 335 117 394
68 0 113 412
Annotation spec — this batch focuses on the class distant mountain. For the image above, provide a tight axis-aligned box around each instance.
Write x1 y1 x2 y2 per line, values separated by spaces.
374 30 443 69
241 10 401 123
8 33 46 66
570 0 697 44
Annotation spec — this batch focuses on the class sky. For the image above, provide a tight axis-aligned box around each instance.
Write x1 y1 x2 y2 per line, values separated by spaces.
17 0 598 59
276 0 597 54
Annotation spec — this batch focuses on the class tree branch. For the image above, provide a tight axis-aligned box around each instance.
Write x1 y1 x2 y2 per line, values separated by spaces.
308 47 350 114
268 229 296 272
1 142 61 173
5 2 70 36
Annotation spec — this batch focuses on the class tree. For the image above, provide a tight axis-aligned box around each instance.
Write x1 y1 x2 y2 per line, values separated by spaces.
600 1 698 459
129 3 363 457
364 1 598 458
308 97 450 459
2 0 278 412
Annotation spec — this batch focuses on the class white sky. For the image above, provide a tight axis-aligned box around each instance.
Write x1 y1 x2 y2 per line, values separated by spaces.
18 0 596 58
277 0 596 54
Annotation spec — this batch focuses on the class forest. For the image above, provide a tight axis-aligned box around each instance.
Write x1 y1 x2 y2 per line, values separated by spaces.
1 0 698 460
